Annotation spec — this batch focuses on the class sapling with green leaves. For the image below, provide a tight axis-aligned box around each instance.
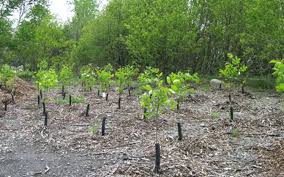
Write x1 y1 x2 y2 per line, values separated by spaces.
270 59 284 92
80 65 96 91
124 65 138 96
115 67 128 95
167 72 199 110
96 64 113 100
36 69 58 91
35 60 58 99
270 59 284 111
140 79 176 174
59 65 73 94
138 67 162 93
140 80 176 126
0 64 16 91
115 65 138 107
115 67 128 108
88 123 98 135
104 63 113 73
219 53 248 93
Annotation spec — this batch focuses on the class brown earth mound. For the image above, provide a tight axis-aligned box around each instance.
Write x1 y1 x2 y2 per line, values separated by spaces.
0 77 36 103
14 77 36 96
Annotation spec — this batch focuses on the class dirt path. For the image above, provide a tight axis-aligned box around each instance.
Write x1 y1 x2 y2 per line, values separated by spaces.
0 86 283 176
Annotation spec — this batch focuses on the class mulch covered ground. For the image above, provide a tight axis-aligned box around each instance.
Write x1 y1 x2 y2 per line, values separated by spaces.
0 82 283 176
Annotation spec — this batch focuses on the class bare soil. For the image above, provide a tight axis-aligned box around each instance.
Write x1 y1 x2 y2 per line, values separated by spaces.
0 84 283 177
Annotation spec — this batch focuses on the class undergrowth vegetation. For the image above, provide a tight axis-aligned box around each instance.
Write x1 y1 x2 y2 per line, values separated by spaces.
219 53 248 92
0 64 16 90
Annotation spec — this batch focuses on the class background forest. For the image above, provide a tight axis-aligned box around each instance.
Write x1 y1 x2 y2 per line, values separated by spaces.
0 0 283 75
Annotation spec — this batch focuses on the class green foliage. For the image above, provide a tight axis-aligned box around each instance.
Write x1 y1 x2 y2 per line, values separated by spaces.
59 65 73 86
1 0 284 79
220 53 248 80
55 95 85 105
104 63 113 73
138 67 162 92
124 65 138 89
35 60 58 90
80 65 96 90
71 0 130 67
115 67 128 95
0 64 16 89
125 0 195 70
13 5 74 70
72 95 85 104
209 111 221 119
270 60 284 92
167 72 199 104
37 60 48 70
0 0 25 18
246 77 275 90
96 64 113 93
219 53 248 85
54 97 69 105
17 70 34 80
115 65 138 95
140 80 176 119
231 128 240 138
88 123 98 135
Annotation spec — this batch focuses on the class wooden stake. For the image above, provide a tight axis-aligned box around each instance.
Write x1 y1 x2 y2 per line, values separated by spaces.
154 143 161 174
118 97 121 109
86 104 90 117
37 95 40 106
4 102 7 111
177 123 182 140
230 106 233 121
62 85 65 95
177 101 180 110
42 102 46 114
69 95 72 106
102 117 106 136
44 111 48 126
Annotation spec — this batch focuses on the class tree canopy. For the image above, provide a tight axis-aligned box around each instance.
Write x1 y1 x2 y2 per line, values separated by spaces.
0 0 283 75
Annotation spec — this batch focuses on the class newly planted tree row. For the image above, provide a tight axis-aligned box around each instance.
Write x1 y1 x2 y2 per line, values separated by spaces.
0 0 283 174
2 57 281 175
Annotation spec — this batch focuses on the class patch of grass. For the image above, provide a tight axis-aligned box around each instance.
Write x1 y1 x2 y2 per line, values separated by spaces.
231 128 240 138
54 97 69 105
17 70 34 80
209 111 220 119
246 76 275 90
72 95 85 104
54 95 85 105
88 123 98 135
